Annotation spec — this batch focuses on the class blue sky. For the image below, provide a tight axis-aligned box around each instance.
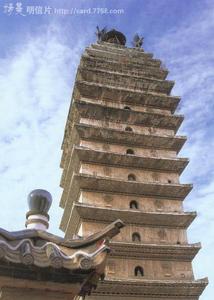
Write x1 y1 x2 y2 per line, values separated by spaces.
0 0 213 298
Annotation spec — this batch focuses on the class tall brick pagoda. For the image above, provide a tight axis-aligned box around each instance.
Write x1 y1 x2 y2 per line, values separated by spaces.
59 29 208 299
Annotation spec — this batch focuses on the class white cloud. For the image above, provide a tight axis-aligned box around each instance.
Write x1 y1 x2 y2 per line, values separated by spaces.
0 24 86 235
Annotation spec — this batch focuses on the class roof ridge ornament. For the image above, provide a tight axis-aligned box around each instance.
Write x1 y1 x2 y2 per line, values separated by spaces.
132 34 144 49
96 26 107 42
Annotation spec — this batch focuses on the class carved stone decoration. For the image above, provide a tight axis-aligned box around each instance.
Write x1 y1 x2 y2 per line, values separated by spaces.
103 166 111 176
154 199 164 210
0 245 5 258
46 244 63 268
20 242 34 265
102 143 110 151
80 257 93 270
103 194 113 203
107 260 116 274
158 228 167 240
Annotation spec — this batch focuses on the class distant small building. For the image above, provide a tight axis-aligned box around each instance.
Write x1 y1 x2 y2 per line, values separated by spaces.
0 189 124 299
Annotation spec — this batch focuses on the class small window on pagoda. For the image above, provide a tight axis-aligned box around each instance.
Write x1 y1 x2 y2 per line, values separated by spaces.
168 179 172 184
132 232 141 242
126 149 135 155
128 173 136 181
124 106 131 110
134 266 144 277
177 241 181 245
125 126 133 132
130 200 139 209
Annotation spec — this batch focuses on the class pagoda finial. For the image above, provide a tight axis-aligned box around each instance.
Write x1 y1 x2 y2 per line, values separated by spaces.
96 26 126 45
132 34 144 48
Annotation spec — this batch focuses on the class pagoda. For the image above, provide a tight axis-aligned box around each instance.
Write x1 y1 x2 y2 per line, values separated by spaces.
59 28 208 299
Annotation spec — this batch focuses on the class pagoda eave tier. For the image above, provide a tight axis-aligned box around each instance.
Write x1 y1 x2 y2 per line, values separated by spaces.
71 203 196 228
74 81 180 113
63 124 186 153
85 48 162 68
91 43 154 59
110 242 201 261
74 147 188 173
92 278 208 298
72 100 183 132
61 172 192 204
80 54 168 80
78 67 174 95
61 147 188 185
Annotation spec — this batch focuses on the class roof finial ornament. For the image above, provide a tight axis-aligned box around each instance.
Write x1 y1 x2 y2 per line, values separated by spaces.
132 34 144 49
25 189 52 231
